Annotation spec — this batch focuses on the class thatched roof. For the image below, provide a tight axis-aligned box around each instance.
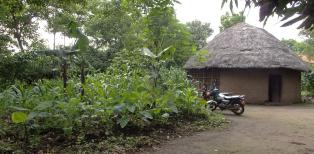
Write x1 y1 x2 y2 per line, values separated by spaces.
184 22 309 71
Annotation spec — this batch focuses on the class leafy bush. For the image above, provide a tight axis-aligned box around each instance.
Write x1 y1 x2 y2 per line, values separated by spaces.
302 65 314 96
0 65 210 151
0 49 114 91
0 52 59 89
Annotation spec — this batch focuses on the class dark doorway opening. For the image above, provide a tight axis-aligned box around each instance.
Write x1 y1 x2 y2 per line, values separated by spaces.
268 75 282 102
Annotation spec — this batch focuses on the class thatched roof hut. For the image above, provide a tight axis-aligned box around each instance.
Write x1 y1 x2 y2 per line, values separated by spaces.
184 22 309 71
185 23 309 104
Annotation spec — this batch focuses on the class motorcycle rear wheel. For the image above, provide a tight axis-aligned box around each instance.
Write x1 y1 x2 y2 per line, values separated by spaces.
231 103 244 115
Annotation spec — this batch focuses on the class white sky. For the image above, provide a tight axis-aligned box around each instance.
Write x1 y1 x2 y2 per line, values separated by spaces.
40 0 305 49
174 0 305 41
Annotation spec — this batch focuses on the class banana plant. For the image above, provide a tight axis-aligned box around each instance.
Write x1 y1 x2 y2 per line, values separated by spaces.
68 21 89 96
142 46 172 88
37 49 76 90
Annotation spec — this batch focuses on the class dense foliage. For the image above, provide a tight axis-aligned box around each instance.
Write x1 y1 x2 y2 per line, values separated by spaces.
222 0 314 29
186 20 213 50
280 26 314 97
302 65 314 96
219 11 246 31
0 52 59 89
0 1 224 152
0 0 87 52
281 39 314 56
0 60 214 152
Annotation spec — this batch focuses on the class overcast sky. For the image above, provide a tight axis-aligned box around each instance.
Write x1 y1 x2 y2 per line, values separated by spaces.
174 0 305 41
41 0 305 49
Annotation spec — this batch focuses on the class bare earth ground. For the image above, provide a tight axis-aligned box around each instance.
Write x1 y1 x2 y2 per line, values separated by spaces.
141 104 314 154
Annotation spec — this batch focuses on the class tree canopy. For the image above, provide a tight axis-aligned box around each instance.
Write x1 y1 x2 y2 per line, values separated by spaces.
186 20 213 50
222 0 314 29
219 11 246 31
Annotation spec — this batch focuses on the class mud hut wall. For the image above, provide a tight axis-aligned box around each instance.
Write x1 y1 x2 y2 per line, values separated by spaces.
188 68 301 104
220 69 301 104
219 69 268 104
281 70 301 103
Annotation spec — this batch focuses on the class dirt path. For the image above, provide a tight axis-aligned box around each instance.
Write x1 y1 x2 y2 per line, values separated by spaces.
141 104 314 154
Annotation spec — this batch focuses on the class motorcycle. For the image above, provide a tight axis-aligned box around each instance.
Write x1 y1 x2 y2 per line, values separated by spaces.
202 85 245 115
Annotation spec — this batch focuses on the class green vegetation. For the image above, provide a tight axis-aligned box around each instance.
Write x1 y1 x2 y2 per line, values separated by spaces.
219 11 246 31
0 0 226 153
2 0 311 152
302 64 314 97
280 28 314 97
186 20 213 50
281 39 314 56
222 0 314 29
0 59 223 152
196 50 210 64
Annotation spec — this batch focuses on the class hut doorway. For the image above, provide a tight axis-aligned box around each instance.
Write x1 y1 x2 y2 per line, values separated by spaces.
268 75 282 102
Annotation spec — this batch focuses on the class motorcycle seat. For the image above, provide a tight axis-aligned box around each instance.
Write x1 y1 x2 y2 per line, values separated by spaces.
224 95 244 100
220 92 232 96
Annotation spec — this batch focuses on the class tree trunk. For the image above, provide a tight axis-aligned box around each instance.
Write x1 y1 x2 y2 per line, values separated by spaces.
62 60 68 90
12 13 24 52
16 35 24 52
53 32 56 50
80 63 85 96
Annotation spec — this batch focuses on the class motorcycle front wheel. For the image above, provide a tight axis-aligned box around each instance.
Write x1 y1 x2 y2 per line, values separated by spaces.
207 100 218 111
231 103 244 115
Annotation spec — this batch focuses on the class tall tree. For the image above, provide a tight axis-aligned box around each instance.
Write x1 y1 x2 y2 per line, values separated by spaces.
85 0 193 67
186 20 213 50
45 2 87 50
0 0 86 52
219 11 246 31
222 0 314 29
85 0 139 50
141 2 195 66
281 39 313 56
299 29 314 56
0 0 40 52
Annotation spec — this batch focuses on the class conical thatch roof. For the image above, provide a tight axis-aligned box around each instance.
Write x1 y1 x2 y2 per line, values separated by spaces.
184 22 309 71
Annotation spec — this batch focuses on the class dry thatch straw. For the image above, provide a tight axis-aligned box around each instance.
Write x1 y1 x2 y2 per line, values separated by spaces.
184 22 309 71
299 54 314 64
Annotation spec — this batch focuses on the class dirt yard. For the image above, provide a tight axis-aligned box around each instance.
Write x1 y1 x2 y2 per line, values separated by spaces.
141 104 314 154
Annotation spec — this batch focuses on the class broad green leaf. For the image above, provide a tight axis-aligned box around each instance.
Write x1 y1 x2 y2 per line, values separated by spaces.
140 111 153 119
113 104 125 113
34 101 53 111
27 112 37 120
157 46 172 57
68 21 79 37
75 35 89 52
126 104 136 113
118 116 129 128
63 127 73 135
11 112 28 123
162 113 170 118
168 104 178 113
142 48 157 58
